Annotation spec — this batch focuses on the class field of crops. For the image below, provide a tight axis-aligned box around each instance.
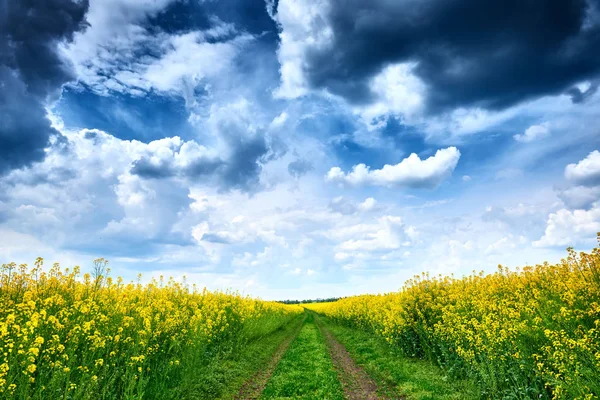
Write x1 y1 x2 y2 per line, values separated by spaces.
306 247 600 399
0 259 303 399
1 247 599 399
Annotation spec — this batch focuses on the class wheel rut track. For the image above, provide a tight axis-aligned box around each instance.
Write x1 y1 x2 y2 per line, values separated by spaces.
314 314 403 400
234 316 305 400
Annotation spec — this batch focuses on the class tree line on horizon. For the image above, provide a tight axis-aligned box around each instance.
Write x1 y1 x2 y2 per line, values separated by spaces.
277 297 341 305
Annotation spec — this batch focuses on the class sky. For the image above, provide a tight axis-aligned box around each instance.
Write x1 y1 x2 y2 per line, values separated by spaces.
1 0 600 300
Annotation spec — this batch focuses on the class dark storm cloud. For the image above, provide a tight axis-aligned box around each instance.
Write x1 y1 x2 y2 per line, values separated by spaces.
219 134 270 191
0 68 56 173
296 0 600 112
0 0 89 174
567 81 599 103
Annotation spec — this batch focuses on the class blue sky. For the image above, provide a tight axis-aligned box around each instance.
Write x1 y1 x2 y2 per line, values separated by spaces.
2 0 600 299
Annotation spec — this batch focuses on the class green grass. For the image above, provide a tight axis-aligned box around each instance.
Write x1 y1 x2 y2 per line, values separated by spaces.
171 314 305 400
317 315 479 400
261 313 345 399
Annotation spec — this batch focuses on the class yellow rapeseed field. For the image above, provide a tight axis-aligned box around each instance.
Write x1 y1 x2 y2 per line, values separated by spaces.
0 258 302 399
306 246 600 399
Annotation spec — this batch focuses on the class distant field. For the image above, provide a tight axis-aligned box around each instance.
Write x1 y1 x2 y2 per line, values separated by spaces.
1 247 599 399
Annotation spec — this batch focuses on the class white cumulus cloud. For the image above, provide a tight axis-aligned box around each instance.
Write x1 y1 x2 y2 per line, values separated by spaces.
534 206 600 247
358 63 425 128
336 216 415 253
273 0 333 99
565 150 600 186
325 147 460 188
513 123 550 143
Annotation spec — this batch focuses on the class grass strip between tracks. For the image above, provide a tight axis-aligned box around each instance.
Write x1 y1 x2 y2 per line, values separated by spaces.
260 312 345 399
235 314 306 399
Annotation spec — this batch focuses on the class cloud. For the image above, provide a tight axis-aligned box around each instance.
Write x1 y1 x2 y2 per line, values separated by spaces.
481 202 551 239
274 0 600 112
552 150 600 211
565 150 600 186
485 236 517 255
355 63 425 125
328 196 378 215
287 159 313 178
556 185 600 210
359 197 377 212
326 147 460 188
0 124 201 254
273 0 332 99
328 197 357 215
567 80 599 103
206 100 279 191
534 206 600 247
129 99 279 192
232 247 273 268
535 147 600 247
336 216 415 253
190 206 288 249
130 139 223 179
270 112 289 129
0 0 90 174
514 123 550 143
64 0 253 105
136 29 250 104
484 203 541 225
